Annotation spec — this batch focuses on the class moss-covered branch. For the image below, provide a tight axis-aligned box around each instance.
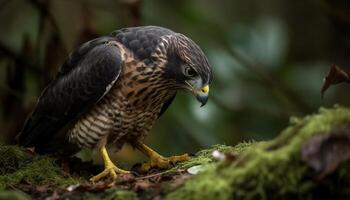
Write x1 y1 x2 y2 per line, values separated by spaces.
166 106 350 200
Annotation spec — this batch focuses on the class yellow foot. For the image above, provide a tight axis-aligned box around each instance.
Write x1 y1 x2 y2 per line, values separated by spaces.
140 154 191 172
90 162 129 183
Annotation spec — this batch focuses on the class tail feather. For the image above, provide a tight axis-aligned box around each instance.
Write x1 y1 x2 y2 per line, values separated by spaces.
18 116 53 147
17 115 78 156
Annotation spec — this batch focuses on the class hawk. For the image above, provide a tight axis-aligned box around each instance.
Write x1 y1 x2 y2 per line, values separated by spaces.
17 26 213 182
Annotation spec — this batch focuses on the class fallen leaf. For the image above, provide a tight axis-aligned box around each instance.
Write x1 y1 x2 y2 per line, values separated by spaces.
168 173 191 189
44 191 59 200
119 172 136 182
134 180 154 191
321 64 350 97
301 126 350 179
77 181 114 192
35 185 48 193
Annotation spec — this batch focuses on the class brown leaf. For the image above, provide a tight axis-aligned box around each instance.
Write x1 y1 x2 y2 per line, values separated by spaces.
44 191 59 200
321 64 350 97
301 126 350 179
168 174 191 189
35 185 49 193
134 180 154 191
77 181 114 192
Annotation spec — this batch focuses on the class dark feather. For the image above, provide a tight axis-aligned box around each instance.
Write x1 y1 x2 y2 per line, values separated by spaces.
18 37 123 152
111 26 174 61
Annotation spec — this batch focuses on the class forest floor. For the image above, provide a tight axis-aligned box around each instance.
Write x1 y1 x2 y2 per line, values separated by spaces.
1 106 350 200
0 143 231 200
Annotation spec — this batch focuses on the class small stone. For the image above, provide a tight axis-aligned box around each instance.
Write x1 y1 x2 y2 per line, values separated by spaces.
66 184 80 192
212 150 226 161
187 165 204 175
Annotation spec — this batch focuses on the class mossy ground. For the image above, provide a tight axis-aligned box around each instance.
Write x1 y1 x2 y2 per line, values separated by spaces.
70 188 138 200
165 106 350 200
0 146 77 189
1 106 350 199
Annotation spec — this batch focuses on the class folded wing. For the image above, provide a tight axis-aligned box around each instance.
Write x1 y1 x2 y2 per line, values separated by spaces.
18 37 123 152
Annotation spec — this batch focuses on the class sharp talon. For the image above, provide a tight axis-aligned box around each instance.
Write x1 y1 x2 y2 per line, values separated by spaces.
89 166 129 183
90 146 129 183
134 141 191 173
139 154 191 173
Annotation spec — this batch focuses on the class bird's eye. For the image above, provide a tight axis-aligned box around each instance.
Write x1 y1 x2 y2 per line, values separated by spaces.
184 67 197 77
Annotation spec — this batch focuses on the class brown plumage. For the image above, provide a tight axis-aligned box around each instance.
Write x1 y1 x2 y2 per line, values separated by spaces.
18 26 213 182
69 40 176 150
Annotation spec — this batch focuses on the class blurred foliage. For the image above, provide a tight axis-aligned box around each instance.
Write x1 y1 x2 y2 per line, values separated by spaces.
1 0 350 166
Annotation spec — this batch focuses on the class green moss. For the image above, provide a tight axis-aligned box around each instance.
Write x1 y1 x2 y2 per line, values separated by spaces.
165 106 350 200
2 106 350 199
0 145 29 175
103 189 138 200
0 190 30 200
81 188 138 200
173 142 256 171
0 145 77 189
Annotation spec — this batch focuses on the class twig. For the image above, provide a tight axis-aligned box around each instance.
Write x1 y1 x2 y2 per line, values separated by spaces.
27 0 68 54
135 169 185 180
135 171 169 180
0 41 42 74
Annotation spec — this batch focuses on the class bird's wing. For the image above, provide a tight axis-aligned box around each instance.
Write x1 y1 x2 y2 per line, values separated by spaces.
18 37 123 148
158 93 177 118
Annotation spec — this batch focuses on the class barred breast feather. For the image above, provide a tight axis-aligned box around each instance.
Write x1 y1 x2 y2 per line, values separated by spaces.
69 40 176 150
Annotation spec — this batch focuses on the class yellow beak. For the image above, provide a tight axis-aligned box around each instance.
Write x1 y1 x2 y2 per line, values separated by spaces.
200 85 209 94
194 85 209 107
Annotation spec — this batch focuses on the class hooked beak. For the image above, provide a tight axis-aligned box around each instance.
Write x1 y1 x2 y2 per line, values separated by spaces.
185 81 210 107
193 85 209 107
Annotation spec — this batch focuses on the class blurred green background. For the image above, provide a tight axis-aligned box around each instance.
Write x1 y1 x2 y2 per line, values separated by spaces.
1 0 350 166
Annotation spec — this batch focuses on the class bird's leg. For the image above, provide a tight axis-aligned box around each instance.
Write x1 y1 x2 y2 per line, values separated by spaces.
133 141 191 172
90 145 129 183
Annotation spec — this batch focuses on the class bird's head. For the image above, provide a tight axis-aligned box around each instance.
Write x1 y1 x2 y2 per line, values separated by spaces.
162 33 213 107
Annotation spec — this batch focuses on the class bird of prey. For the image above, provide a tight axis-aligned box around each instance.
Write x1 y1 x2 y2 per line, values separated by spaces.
17 26 213 182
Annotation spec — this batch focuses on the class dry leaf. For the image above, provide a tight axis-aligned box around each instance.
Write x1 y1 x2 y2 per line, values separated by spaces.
78 181 114 192
321 64 350 97
301 126 350 179
44 191 59 200
134 180 154 191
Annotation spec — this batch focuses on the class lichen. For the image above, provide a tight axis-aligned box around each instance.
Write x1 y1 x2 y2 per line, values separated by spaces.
165 106 350 200
0 145 77 189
